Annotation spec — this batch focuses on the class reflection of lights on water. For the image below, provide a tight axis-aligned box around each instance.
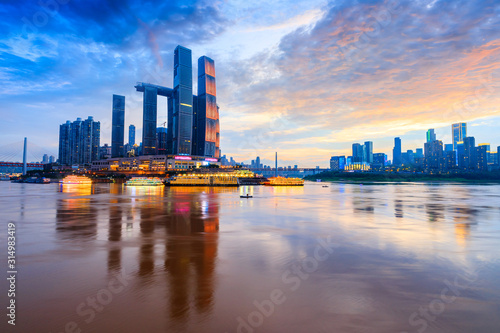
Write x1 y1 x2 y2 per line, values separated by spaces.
59 183 93 195
239 186 254 196
125 186 164 196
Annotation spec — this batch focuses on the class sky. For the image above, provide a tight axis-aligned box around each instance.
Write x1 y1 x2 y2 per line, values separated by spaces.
1 0 499 167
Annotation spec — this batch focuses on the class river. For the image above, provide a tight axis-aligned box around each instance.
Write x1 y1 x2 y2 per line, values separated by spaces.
1 181 499 332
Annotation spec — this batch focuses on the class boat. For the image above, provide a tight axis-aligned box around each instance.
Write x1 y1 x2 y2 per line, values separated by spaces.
165 173 239 186
125 177 163 186
263 177 304 186
240 194 253 198
322 185 328 188
60 175 93 185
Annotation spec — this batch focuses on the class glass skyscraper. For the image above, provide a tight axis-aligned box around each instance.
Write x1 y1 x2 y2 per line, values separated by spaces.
452 122 466 151
193 56 219 157
143 86 158 155
426 129 436 142
393 137 402 166
129 124 135 146
111 94 125 158
171 45 193 155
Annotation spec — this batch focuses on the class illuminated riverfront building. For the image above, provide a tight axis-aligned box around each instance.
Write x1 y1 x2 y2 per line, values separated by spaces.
170 45 194 155
193 56 220 158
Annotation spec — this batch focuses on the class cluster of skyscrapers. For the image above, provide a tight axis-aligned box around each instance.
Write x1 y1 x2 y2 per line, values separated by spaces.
58 116 100 165
58 45 220 166
112 45 220 159
330 122 500 173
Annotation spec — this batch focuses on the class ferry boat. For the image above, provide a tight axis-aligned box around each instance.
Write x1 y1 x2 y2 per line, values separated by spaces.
263 177 304 186
125 177 163 186
60 175 93 185
165 173 239 186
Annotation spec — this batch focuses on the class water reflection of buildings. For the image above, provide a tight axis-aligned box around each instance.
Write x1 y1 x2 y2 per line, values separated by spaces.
106 186 226 326
162 187 220 323
56 184 97 240
452 206 478 247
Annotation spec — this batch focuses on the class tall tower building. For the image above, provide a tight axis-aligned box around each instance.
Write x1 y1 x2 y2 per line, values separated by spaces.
193 56 219 157
58 121 71 165
58 117 100 165
111 95 125 158
169 45 193 155
452 123 466 150
393 137 402 166
463 137 476 171
426 129 436 142
352 143 363 162
364 141 373 164
82 116 100 164
143 86 158 155
129 124 135 146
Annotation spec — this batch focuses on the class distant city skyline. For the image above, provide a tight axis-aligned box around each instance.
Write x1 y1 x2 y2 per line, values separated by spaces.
1 0 500 167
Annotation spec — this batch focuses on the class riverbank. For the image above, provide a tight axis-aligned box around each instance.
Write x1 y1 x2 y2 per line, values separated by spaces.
305 170 500 184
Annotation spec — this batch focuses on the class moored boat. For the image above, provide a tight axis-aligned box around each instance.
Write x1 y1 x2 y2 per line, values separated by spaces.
60 175 92 185
263 177 304 186
125 177 163 186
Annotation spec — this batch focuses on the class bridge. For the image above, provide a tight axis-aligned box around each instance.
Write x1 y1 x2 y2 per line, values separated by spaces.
248 168 330 178
0 138 56 174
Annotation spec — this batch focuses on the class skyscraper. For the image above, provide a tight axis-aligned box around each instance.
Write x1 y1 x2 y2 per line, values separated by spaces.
193 56 219 157
476 145 488 171
111 95 125 158
426 129 436 142
452 123 466 150
156 127 168 155
424 140 444 171
364 141 373 164
170 45 193 155
58 120 71 165
135 45 221 158
393 137 402 166
143 86 158 155
82 116 100 164
463 137 476 171
352 143 363 162
58 117 100 165
129 124 135 146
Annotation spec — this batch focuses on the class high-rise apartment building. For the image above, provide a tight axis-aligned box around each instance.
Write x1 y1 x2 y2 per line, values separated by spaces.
111 95 125 158
424 140 444 171
58 116 100 165
463 137 476 171
452 123 466 150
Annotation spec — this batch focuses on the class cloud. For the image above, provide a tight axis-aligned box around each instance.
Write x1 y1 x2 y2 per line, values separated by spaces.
218 0 500 164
